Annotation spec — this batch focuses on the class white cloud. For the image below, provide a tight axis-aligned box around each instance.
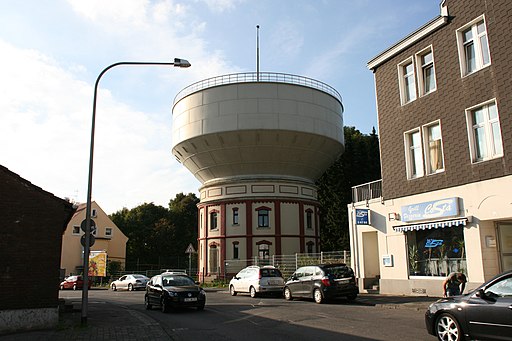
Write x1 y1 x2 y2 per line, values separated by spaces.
0 39 200 213
198 0 245 13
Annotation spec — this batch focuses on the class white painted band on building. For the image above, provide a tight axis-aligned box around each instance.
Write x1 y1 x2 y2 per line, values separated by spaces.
393 217 468 232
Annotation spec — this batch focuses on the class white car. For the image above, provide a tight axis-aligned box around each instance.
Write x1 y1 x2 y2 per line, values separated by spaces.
111 274 149 291
229 265 284 298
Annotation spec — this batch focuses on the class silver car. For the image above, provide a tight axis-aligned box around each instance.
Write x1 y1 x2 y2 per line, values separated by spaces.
111 274 149 291
229 265 284 298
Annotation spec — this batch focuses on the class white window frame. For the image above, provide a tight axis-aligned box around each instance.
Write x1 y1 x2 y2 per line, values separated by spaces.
404 128 424 179
422 121 445 175
415 46 437 96
465 99 503 163
105 227 113 238
456 15 491 77
398 57 417 105
91 209 97 218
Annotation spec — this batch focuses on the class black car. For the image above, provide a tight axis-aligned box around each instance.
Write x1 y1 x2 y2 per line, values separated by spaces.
145 272 206 312
283 263 358 304
425 270 512 341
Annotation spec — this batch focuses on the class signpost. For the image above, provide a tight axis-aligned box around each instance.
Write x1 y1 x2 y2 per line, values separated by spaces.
185 243 196 276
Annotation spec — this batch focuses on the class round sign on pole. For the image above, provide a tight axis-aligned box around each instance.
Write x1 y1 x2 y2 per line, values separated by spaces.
80 219 96 233
80 234 95 247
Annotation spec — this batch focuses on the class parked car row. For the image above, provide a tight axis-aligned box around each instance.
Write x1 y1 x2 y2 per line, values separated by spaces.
229 263 359 304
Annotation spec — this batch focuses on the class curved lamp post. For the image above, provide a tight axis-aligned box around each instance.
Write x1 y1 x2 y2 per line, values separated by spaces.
81 58 191 326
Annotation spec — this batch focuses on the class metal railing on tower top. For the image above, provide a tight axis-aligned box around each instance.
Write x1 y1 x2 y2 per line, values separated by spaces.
173 72 343 106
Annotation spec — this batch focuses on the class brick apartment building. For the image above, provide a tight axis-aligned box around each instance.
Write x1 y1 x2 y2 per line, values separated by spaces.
349 0 512 295
0 165 75 333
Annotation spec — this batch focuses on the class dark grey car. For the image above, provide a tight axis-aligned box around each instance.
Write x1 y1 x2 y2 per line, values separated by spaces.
145 272 206 312
425 270 512 341
283 264 359 304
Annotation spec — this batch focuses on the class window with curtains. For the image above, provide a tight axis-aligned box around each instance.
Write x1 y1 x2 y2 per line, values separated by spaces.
407 227 466 277
405 121 445 179
424 122 444 174
466 100 503 162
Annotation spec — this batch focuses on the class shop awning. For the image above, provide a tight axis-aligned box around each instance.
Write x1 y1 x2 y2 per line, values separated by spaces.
393 218 468 232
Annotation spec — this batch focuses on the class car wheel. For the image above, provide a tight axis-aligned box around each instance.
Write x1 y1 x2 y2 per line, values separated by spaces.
284 287 293 301
144 295 152 310
346 294 357 301
436 313 461 341
73 284 77 291
313 288 324 304
112 284 117 291
250 286 257 298
230 285 237 296
161 298 169 313
128 284 133 291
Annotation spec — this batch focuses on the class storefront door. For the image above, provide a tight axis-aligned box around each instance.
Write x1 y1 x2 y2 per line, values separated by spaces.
498 223 512 272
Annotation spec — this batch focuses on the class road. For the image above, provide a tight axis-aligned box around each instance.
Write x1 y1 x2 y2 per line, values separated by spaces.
60 289 434 341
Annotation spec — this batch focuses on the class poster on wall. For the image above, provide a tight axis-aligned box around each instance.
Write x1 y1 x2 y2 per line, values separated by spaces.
355 209 370 225
89 251 107 277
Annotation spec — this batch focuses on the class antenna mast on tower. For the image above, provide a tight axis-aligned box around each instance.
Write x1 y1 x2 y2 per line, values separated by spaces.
256 25 260 82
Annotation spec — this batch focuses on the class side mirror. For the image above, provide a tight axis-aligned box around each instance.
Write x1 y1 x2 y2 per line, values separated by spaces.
474 289 485 298
195 281 200 285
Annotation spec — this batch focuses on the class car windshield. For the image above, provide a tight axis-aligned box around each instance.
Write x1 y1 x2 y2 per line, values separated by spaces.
162 275 195 287
133 275 147 279
324 265 353 279
261 268 282 277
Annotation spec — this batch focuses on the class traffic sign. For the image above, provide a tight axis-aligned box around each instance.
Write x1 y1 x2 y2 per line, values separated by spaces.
80 219 96 233
80 234 95 247
185 243 196 254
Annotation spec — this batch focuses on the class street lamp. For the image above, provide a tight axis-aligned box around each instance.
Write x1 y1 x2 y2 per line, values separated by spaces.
81 58 191 326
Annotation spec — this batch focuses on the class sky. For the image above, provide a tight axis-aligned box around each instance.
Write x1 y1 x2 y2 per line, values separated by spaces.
0 0 442 214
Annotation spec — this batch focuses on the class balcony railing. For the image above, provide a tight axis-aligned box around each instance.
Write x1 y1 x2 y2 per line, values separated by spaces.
351 179 382 203
173 72 343 106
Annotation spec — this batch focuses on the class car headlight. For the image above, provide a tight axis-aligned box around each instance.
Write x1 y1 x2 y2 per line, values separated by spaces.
168 291 178 297
200 289 206 296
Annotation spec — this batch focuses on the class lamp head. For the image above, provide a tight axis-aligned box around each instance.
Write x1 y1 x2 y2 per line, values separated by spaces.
173 58 191 68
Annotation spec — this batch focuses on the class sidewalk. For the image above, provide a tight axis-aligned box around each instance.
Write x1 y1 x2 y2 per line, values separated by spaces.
0 292 440 340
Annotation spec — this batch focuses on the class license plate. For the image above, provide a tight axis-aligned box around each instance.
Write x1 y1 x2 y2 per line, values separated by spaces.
336 278 350 284
184 297 197 302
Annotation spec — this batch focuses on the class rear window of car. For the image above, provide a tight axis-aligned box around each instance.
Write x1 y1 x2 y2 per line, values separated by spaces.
323 265 354 279
260 268 282 278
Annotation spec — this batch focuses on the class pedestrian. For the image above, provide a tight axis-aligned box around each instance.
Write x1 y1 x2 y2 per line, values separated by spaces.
443 272 466 297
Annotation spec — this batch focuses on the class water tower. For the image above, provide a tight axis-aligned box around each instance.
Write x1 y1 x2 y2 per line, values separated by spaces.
172 72 344 281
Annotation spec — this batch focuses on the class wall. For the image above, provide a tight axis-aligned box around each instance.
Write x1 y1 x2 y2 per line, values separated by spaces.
0 166 74 333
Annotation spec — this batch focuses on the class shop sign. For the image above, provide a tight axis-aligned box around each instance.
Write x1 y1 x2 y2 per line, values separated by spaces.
401 197 459 223
355 209 370 225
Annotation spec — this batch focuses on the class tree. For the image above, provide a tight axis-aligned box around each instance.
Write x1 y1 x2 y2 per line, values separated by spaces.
317 126 381 251
110 193 199 270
